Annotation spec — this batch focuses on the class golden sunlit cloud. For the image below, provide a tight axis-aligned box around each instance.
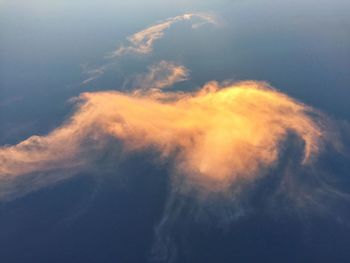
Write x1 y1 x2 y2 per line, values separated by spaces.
0 81 327 193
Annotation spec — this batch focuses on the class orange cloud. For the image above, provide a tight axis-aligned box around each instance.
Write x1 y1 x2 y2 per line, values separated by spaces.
0 81 325 192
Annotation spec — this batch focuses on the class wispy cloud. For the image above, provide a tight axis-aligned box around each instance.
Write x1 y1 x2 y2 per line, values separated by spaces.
1 78 349 263
128 61 189 92
110 13 217 57
80 64 107 85
0 81 336 197
80 13 216 85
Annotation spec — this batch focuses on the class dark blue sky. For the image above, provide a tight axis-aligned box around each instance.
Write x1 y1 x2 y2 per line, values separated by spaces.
1 0 350 262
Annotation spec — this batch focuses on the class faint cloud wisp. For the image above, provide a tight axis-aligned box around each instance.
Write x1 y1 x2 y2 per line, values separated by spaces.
80 13 216 85
127 61 189 92
110 13 217 57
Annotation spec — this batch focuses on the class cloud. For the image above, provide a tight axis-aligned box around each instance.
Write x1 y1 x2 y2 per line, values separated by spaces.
80 13 215 85
109 13 217 57
1 79 349 261
128 61 189 91
0 81 331 196
80 64 107 85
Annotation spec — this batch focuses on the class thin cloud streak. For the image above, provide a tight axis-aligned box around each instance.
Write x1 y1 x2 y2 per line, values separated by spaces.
81 65 107 85
81 13 217 85
80 13 216 85
110 13 217 57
